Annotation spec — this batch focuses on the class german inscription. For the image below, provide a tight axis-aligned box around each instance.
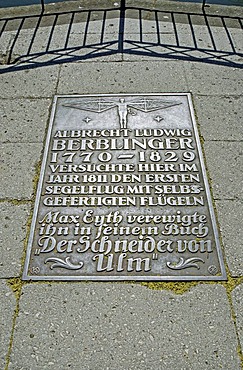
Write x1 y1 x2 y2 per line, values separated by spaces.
23 94 227 280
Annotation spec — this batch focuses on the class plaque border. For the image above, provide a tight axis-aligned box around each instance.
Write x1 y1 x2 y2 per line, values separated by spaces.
22 93 227 281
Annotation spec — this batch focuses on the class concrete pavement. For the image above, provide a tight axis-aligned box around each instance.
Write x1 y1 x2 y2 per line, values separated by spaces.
0 0 242 369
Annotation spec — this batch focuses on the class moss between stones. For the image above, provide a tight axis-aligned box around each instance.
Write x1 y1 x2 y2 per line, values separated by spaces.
11 106 243 361
5 278 25 370
140 268 243 295
32 160 42 196
141 281 199 294
7 278 24 300
18 159 42 276
0 198 31 205
236 345 243 367
222 274 243 294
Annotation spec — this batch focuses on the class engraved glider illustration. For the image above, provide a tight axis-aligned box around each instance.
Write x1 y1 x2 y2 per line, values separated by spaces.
63 97 181 129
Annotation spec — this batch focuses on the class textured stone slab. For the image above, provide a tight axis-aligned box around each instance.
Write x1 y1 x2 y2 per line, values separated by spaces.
231 28 243 54
0 143 43 199
8 26 122 65
57 61 188 94
23 93 226 281
0 66 59 98
0 280 15 370
193 95 243 141
216 200 243 277
0 99 51 143
122 11 242 65
185 63 243 95
122 45 241 66
122 40 179 62
203 141 243 200
44 32 122 63
0 30 14 64
9 284 241 370
126 0 202 15
0 202 30 278
232 283 243 349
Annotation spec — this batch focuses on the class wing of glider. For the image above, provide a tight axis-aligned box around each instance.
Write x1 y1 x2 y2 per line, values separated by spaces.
63 98 117 113
127 98 181 112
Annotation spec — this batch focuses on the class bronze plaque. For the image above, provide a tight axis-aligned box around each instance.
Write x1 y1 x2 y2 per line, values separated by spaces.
23 94 227 281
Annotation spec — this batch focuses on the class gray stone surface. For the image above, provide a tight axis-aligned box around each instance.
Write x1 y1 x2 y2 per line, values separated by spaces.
185 63 243 95
232 283 243 350
0 1 242 368
216 200 243 277
9 283 240 370
0 280 16 370
8 27 122 65
0 31 13 64
231 28 243 54
193 95 243 141
123 21 233 46
123 17 242 65
57 61 188 94
0 66 59 98
1 1 241 68
123 35 179 62
45 31 122 63
126 0 202 16
0 143 43 199
203 141 243 200
0 202 30 278
0 98 51 143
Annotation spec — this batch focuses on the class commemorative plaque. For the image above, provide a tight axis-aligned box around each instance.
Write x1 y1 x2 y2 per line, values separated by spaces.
23 94 227 281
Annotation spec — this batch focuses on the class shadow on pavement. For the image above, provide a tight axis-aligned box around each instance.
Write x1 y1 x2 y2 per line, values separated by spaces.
0 0 242 73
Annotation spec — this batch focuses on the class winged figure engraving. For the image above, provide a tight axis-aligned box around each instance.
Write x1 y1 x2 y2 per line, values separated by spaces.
63 97 181 129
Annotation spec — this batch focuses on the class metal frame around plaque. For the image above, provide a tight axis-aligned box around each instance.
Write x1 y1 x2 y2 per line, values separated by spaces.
23 93 227 281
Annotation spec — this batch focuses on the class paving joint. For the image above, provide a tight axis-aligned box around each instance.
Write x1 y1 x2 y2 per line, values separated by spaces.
3 271 242 369
0 199 32 205
224 277 243 365
4 278 23 370
1 1 242 368
214 198 241 201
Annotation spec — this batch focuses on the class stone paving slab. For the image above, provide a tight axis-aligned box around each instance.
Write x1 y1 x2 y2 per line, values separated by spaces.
5 26 123 65
193 95 243 141
9 283 241 370
203 141 243 200
0 98 51 143
0 1 242 369
126 0 203 14
185 63 243 95
122 45 241 65
0 202 30 278
0 280 15 370
83 10 120 34
57 60 188 94
35 31 122 63
209 27 241 54
1 2 241 67
231 28 243 55
121 12 243 65
0 31 13 64
0 0 119 19
121 26 242 64
0 66 59 98
0 143 43 199
216 200 243 277
232 283 243 350
4 28 56 62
